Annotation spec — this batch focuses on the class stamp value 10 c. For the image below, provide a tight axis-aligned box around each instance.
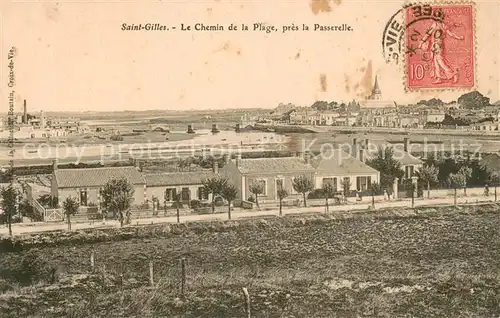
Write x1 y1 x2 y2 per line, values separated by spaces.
405 4 475 90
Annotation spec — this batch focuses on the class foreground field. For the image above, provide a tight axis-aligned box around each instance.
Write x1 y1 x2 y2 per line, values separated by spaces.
0 205 500 317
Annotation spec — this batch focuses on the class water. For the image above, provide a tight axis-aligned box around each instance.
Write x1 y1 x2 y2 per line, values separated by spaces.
0 130 287 162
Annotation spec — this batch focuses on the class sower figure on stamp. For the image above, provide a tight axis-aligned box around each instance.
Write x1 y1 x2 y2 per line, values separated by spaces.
418 9 465 84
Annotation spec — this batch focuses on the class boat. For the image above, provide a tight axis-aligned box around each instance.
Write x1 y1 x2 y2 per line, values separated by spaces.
266 128 275 132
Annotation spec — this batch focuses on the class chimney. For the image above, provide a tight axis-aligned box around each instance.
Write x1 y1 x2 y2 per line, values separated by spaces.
304 151 311 164
40 110 45 129
236 153 242 167
404 137 410 152
359 149 365 163
212 160 219 174
52 159 58 172
135 159 142 172
23 100 27 124
211 123 220 133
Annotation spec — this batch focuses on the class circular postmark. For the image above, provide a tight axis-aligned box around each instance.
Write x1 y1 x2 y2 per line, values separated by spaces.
381 7 406 65
382 3 447 65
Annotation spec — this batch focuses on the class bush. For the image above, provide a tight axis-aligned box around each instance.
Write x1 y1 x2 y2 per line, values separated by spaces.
0 278 13 293
214 197 225 207
171 202 183 209
19 200 44 222
307 189 324 199
110 135 124 141
247 196 255 203
16 249 58 284
190 200 201 209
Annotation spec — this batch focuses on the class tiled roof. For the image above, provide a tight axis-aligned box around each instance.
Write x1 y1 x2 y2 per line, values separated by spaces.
145 171 218 186
358 140 424 166
235 157 315 174
311 150 379 175
364 149 423 166
397 152 424 166
54 167 145 188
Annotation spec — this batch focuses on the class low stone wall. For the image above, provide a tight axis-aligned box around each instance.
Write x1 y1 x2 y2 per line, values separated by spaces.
428 187 488 198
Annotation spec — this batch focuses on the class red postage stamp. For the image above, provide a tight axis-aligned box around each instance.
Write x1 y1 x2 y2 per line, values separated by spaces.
404 3 475 90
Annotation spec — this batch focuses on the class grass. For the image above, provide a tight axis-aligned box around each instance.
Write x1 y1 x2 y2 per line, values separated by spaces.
0 205 499 317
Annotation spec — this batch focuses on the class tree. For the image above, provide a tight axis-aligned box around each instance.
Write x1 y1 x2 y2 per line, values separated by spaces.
173 193 182 223
458 166 472 196
101 178 135 227
62 197 79 231
489 172 500 202
322 182 335 213
292 175 314 207
38 194 58 209
277 186 289 216
221 183 238 220
457 91 490 109
369 182 381 208
18 198 43 222
177 158 192 171
0 185 18 236
417 165 439 198
340 178 351 203
366 147 405 195
202 177 228 213
448 173 466 205
249 181 265 209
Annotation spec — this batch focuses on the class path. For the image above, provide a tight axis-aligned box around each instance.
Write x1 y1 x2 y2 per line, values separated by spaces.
0 196 494 236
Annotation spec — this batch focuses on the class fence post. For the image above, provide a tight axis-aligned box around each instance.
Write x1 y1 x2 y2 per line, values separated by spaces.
149 260 154 287
181 258 186 298
242 287 251 318
90 251 95 272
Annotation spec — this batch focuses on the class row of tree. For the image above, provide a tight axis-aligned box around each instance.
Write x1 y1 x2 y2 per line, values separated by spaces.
365 147 500 201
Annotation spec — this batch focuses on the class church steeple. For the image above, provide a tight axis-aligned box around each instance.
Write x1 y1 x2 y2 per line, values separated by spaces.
371 75 382 99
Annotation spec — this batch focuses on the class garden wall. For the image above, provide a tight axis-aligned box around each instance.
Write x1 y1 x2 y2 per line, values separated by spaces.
428 187 487 198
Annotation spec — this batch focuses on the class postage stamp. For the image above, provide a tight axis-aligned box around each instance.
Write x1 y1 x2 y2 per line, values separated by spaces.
382 2 476 91
405 3 475 90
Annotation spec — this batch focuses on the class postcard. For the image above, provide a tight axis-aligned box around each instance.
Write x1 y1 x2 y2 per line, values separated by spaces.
0 0 499 317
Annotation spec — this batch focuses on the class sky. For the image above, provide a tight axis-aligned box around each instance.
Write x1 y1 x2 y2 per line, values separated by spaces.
1 0 499 113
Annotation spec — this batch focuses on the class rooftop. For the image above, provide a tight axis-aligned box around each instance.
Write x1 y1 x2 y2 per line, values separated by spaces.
311 150 379 175
54 166 145 188
145 171 218 187
480 153 500 174
234 157 315 174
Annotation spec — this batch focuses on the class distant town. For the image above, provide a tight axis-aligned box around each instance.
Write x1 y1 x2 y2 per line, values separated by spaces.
1 76 499 144
255 76 500 132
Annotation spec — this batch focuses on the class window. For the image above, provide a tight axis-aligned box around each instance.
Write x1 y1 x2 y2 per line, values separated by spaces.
405 165 415 179
275 178 284 198
198 187 209 200
181 188 190 201
322 177 338 191
356 176 371 191
165 188 176 201
79 189 88 206
255 179 267 196
276 178 284 190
